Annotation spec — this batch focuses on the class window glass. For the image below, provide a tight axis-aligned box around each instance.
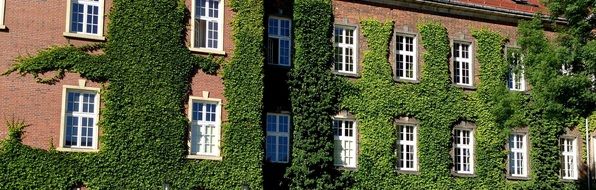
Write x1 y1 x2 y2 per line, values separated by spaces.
268 17 292 66
266 113 291 163
333 118 357 168
189 101 220 156
64 90 98 149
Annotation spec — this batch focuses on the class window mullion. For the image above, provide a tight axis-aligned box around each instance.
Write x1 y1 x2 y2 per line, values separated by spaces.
82 2 89 34
77 94 85 147
342 30 348 71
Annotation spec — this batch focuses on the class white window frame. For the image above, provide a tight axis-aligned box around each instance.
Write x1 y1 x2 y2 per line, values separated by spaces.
507 49 526 91
267 16 292 67
333 25 358 74
58 85 100 152
190 0 225 54
508 133 528 177
64 0 105 40
453 42 473 86
509 65 526 91
397 124 418 171
0 0 5 29
561 64 573 76
560 137 578 180
266 113 291 163
453 128 475 174
332 116 357 168
593 136 596 176
187 96 222 160
396 34 417 81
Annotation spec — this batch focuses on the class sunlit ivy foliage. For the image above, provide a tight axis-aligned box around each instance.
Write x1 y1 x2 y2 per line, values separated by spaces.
340 18 589 189
0 0 264 189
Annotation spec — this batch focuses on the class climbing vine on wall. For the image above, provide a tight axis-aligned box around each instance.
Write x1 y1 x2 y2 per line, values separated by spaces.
285 0 343 189
0 0 264 189
341 19 585 189
1 0 594 189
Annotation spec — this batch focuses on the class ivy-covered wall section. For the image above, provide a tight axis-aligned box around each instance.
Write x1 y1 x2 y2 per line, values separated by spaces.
341 18 590 189
285 0 341 189
1 0 595 189
0 0 264 189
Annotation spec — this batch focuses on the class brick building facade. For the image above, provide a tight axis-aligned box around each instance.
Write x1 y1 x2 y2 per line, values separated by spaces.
2 0 591 189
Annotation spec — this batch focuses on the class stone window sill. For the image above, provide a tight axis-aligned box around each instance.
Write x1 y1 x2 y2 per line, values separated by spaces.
63 32 106 41
336 165 358 171
186 155 222 161
56 147 99 153
451 171 476 178
188 47 226 56
453 84 476 90
396 169 420 175
395 78 420 84
506 175 530 181
332 71 360 78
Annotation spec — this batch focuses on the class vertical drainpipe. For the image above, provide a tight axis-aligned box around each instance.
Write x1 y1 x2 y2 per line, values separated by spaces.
586 117 591 189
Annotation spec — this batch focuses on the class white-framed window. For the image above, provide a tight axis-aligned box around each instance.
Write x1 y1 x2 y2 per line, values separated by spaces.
0 0 5 28
66 0 104 36
266 113 290 163
507 49 525 91
396 34 417 80
561 64 573 75
560 137 578 180
454 128 474 174
593 136 596 175
188 98 221 158
453 42 473 86
267 17 292 66
191 0 224 51
333 118 357 168
508 66 525 91
397 124 418 171
509 133 528 177
333 26 357 74
60 87 100 150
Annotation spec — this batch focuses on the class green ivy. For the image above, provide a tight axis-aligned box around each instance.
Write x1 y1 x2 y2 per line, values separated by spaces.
285 0 342 189
341 19 586 189
0 0 263 189
1 0 594 189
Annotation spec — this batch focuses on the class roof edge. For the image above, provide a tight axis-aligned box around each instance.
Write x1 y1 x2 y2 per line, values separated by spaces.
361 0 566 25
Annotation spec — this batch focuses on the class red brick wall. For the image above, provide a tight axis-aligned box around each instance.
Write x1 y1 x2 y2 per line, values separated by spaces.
0 0 229 149
0 0 113 149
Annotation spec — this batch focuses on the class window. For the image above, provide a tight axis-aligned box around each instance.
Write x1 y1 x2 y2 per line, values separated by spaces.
507 49 525 91
396 34 417 80
61 88 100 150
453 129 474 174
333 118 357 168
453 42 473 86
397 124 417 171
66 0 104 36
0 0 5 28
267 17 292 66
191 0 224 51
509 133 528 177
561 64 573 75
188 99 221 157
334 26 357 74
266 113 290 163
560 137 578 180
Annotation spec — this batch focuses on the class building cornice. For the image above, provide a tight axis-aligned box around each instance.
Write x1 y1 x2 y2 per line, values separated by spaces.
361 0 566 25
